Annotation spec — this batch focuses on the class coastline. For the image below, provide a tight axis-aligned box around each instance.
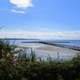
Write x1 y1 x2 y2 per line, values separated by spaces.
17 43 80 60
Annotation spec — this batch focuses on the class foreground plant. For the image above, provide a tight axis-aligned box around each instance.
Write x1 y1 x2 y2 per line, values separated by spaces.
0 40 80 80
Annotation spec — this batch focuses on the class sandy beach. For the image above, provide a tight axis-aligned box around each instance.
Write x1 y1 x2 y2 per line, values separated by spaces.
36 44 80 54
17 43 80 60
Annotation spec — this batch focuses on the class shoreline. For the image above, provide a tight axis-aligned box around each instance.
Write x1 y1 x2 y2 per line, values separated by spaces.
17 43 80 54
17 43 80 60
22 41 80 51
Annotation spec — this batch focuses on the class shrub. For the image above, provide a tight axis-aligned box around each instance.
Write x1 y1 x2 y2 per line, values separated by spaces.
0 40 80 80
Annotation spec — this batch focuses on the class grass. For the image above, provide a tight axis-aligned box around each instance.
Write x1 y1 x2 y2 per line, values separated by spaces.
0 40 80 80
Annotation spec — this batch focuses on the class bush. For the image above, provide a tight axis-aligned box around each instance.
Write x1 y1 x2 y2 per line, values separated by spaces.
0 40 80 80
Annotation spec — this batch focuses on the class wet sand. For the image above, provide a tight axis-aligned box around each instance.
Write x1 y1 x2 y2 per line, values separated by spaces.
36 44 80 54
18 43 80 60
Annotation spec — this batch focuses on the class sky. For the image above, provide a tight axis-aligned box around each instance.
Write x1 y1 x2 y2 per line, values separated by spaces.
0 0 80 39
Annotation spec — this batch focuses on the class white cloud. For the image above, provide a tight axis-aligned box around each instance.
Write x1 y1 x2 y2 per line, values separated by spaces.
0 31 80 40
9 0 33 9
11 9 25 14
9 0 34 13
0 0 34 13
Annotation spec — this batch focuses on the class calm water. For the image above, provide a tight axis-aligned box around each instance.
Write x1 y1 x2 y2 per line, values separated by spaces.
54 40 80 47
11 40 80 47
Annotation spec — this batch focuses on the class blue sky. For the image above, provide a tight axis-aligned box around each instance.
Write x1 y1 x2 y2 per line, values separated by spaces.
0 0 80 39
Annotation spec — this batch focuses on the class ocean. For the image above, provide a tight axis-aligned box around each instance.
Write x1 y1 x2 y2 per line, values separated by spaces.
11 39 80 47
53 40 80 47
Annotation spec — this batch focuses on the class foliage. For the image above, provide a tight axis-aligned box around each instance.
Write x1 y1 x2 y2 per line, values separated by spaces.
0 40 80 80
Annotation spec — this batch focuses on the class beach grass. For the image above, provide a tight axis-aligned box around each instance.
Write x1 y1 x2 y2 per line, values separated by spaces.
0 40 80 80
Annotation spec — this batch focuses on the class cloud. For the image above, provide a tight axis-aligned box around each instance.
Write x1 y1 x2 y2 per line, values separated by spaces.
11 9 25 14
0 9 25 14
9 0 34 13
9 0 33 9
0 0 34 14
0 31 80 40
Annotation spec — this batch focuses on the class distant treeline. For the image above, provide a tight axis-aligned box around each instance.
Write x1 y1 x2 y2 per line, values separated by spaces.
0 38 40 40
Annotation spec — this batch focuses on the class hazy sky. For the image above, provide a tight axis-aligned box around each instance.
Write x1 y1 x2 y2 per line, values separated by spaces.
0 0 80 39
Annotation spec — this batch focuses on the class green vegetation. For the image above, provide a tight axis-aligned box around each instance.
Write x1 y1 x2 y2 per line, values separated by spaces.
0 40 80 80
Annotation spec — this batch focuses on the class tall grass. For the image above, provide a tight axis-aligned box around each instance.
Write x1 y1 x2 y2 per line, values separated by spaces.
0 40 80 80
